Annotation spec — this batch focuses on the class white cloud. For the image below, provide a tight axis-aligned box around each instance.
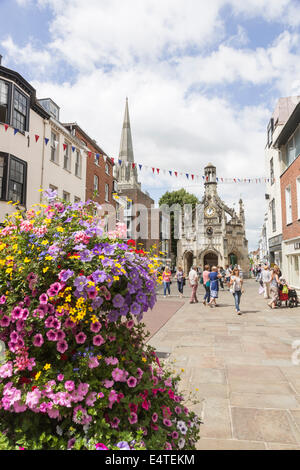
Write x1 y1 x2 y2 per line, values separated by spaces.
0 36 52 74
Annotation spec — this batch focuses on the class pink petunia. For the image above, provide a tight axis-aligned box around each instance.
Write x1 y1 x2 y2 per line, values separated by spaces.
75 332 87 344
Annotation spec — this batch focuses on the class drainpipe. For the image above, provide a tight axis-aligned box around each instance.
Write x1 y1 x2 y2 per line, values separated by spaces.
40 118 47 202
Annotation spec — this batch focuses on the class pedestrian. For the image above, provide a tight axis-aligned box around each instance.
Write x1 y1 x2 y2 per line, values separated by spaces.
208 266 222 308
162 266 172 298
202 264 211 306
218 266 225 289
268 266 280 309
261 265 271 299
229 267 244 315
189 265 199 304
256 264 262 282
225 265 231 289
175 266 185 299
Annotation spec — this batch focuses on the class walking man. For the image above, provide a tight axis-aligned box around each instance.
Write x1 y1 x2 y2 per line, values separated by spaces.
189 265 199 304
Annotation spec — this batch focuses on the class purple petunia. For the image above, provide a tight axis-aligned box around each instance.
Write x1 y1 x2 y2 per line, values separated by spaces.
130 302 141 316
112 294 125 308
73 276 88 291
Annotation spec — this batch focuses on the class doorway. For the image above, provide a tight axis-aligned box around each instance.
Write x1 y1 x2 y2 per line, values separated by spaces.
184 251 193 274
203 252 218 268
228 253 238 266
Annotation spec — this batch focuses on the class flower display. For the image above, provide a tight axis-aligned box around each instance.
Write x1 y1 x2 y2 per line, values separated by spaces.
0 194 200 450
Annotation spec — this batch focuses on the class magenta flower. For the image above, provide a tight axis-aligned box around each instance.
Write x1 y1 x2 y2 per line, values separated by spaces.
39 293 48 304
65 381 75 392
0 315 10 327
112 368 125 382
103 379 114 389
57 340 68 354
152 412 158 422
33 334 44 347
90 321 101 333
0 295 6 304
46 330 57 341
56 330 65 341
111 417 120 429
163 418 172 427
57 374 64 381
75 332 87 344
128 412 138 424
172 431 179 439
88 357 99 369
93 334 105 347
127 376 137 388
95 443 109 450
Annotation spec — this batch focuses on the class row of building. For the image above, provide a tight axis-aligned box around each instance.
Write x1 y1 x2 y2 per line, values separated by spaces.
258 96 300 289
0 57 170 259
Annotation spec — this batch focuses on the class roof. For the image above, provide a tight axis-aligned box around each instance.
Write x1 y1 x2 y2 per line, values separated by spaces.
273 101 300 148
63 122 108 157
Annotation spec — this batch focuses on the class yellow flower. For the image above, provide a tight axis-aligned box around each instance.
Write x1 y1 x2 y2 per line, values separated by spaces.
97 355 102 360
24 258 31 263
41 240 49 245
44 218 51 224
35 371 41 380
142 357 147 363
44 363 51 370
45 255 53 261
43 267 49 273
181 368 185 372
0 243 6 251
57 227 64 232
7 200 13 204
113 276 119 281
5 268 13 274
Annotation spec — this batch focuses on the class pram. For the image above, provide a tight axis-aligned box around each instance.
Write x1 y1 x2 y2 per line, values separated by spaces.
277 285 289 307
288 289 299 308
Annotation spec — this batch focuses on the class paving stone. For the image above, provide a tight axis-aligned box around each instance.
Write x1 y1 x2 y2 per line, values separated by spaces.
230 392 300 409
266 443 300 450
231 408 300 444
196 438 266 450
227 365 287 383
229 381 295 395
190 368 227 385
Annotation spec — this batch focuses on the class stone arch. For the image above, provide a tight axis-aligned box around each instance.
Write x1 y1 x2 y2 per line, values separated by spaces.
183 251 194 274
199 247 222 269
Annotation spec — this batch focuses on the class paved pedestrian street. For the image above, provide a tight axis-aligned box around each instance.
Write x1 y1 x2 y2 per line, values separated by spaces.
147 280 300 450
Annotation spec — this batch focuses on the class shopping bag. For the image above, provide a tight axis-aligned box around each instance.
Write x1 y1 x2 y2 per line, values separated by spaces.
258 285 264 295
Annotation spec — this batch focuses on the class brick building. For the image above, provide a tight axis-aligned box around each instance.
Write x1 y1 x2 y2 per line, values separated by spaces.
63 123 116 209
274 102 300 288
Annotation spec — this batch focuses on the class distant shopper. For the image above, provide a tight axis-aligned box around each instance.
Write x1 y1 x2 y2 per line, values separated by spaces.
208 266 222 308
175 266 185 299
189 265 199 304
202 265 211 305
229 267 244 315
268 266 280 309
225 265 231 289
162 266 172 298
261 265 271 299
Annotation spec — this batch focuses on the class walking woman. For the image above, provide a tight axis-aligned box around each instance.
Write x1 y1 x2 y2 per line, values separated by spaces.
175 266 185 298
268 266 280 309
208 266 222 308
229 267 244 315
162 266 172 298
202 264 211 305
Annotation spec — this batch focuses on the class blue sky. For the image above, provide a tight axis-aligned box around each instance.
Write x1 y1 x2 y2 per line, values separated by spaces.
1 0 300 250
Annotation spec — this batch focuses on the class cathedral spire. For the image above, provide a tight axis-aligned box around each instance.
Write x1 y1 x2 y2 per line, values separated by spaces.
119 97 134 162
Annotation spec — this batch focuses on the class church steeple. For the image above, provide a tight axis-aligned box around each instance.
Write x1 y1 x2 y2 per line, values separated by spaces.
119 97 134 162
116 98 140 189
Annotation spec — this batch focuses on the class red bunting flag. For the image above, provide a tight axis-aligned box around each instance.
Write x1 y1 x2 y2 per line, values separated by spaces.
63 143 67 151
88 151 92 157
152 168 155 174
174 171 178 177
156 168 160 174
233 178 237 182
4 124 9 132
35 135 40 142
191 174 194 180
111 158 114 165
132 163 136 169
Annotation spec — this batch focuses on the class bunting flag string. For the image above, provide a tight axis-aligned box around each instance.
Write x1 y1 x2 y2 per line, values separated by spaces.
0 121 276 184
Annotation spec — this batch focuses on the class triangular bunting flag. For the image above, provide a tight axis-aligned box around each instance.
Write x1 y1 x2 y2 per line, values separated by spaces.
72 146 76 153
132 163 136 169
152 168 155 174
111 158 114 165
44 138 49 146
175 171 178 177
186 174 189 179
138 164 142 170
54 140 59 148
63 143 67 151
169 170 172 176
157 168 160 174
35 135 40 143
4 124 9 132
88 152 92 157
118 159 122 166
14 128 19 135
191 175 194 180
103 155 107 162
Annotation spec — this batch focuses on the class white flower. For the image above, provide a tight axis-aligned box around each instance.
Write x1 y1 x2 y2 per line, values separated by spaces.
56 425 63 436
178 438 185 449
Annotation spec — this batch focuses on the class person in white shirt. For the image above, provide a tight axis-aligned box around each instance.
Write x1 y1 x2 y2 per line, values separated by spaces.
261 265 271 299
189 266 199 304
